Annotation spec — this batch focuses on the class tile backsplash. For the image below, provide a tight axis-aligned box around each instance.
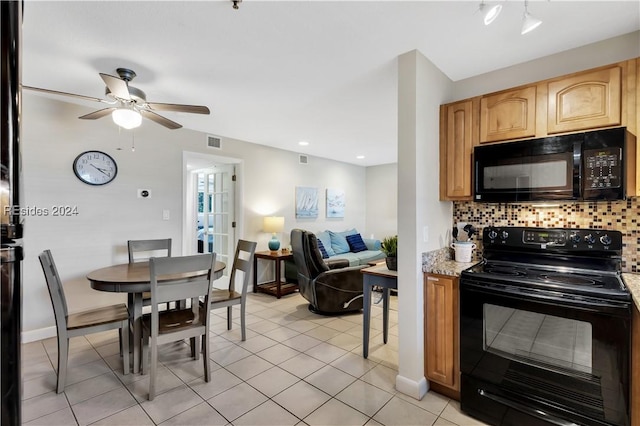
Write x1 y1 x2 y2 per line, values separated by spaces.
453 198 639 273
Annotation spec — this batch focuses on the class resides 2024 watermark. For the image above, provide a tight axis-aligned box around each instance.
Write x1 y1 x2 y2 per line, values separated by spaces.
3 205 79 217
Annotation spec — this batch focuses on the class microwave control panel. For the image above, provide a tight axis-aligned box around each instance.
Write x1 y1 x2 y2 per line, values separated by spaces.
583 147 622 189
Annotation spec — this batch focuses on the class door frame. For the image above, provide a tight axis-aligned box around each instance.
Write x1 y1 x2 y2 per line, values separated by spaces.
182 151 244 259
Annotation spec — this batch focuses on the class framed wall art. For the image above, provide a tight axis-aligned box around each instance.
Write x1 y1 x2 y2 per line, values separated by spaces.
295 186 319 218
326 188 345 218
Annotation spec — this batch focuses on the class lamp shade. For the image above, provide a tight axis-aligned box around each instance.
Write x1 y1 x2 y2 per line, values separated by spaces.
263 216 284 233
112 108 142 129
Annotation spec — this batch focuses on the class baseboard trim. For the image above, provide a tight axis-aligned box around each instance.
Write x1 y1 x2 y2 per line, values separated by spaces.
396 374 428 400
22 326 56 343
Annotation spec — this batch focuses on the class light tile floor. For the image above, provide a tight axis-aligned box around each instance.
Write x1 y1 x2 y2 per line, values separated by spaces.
21 292 489 426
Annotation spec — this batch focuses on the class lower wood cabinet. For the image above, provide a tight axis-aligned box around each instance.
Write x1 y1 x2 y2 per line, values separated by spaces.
424 273 460 399
632 305 639 426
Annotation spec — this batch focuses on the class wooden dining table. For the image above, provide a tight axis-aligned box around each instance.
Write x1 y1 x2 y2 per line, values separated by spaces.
87 260 226 373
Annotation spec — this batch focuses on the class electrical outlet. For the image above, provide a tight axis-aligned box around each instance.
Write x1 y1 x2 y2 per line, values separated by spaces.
137 189 151 198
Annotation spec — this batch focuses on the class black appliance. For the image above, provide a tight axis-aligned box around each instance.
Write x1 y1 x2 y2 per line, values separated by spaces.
460 227 631 426
1 1 23 425
474 127 628 202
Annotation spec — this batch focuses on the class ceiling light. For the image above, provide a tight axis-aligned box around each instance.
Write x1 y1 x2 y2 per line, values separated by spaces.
521 0 542 35
483 4 502 25
356 155 365 160
477 1 502 26
112 108 142 129
298 141 309 146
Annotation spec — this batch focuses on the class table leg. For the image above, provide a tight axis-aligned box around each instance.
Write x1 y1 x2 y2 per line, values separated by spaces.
275 258 282 299
382 287 390 344
132 293 142 374
253 256 258 293
363 276 371 359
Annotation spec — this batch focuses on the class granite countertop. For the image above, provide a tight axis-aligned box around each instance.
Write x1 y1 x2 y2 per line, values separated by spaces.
422 247 477 277
622 273 640 312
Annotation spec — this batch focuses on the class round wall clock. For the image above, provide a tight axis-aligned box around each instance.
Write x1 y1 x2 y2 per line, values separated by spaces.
72 150 118 186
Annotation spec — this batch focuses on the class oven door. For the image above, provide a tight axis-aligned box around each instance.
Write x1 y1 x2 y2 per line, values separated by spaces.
460 279 630 426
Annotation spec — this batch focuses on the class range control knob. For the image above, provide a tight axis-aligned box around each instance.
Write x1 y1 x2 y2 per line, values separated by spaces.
584 234 596 245
487 230 498 240
600 234 612 245
569 233 581 244
500 230 509 240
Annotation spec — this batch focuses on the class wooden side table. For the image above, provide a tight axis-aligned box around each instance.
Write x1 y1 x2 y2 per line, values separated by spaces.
253 250 297 299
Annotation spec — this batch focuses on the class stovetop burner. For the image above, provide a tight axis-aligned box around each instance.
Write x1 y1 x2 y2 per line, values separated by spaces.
538 273 599 287
461 226 630 301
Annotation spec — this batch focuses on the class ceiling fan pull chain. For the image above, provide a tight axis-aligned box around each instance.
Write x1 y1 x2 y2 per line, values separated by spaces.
131 131 136 152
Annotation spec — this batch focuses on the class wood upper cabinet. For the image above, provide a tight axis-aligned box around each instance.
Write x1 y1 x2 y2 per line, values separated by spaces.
440 99 478 201
425 274 459 396
547 65 622 134
480 86 536 143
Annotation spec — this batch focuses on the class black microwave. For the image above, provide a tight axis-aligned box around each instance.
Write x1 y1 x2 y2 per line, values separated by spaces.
474 127 628 202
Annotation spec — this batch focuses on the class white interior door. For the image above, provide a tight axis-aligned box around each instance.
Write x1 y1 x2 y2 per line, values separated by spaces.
196 165 235 284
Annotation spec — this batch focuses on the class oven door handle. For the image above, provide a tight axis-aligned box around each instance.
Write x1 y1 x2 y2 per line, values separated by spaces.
478 389 581 426
462 281 630 315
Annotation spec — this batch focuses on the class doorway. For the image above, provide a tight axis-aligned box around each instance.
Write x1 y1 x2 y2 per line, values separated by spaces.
183 151 242 288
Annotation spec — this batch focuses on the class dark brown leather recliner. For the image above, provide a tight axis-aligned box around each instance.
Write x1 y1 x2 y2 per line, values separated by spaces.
290 229 365 315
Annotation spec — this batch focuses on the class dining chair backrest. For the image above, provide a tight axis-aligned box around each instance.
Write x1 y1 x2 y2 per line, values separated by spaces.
228 240 257 294
128 238 172 263
39 250 68 331
149 253 216 323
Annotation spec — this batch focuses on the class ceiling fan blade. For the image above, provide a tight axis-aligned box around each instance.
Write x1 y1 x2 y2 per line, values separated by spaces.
79 108 117 120
22 85 112 104
145 102 210 115
139 109 182 130
99 73 131 100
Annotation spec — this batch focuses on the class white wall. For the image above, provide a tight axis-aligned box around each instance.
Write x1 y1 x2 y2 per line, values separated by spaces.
395 50 453 399
21 94 370 337
449 30 640 102
365 163 397 240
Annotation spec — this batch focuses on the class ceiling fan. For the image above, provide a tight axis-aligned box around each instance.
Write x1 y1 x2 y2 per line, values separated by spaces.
23 68 210 130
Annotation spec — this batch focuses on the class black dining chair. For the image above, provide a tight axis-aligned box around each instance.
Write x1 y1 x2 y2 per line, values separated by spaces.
39 250 130 393
141 253 216 400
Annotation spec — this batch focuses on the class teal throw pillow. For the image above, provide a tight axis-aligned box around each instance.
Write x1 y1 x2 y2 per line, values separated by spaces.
328 230 350 255
346 233 367 253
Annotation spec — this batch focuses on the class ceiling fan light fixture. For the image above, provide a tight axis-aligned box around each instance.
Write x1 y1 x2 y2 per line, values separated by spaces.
483 4 502 25
112 108 142 129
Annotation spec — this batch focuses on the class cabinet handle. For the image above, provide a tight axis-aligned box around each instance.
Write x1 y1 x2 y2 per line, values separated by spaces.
427 276 439 282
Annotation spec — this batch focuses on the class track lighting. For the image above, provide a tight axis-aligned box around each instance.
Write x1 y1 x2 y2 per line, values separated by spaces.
484 4 502 25
478 1 503 26
521 0 542 34
232 0 241 10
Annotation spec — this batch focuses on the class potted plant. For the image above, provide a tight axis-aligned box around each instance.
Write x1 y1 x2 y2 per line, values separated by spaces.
381 235 398 271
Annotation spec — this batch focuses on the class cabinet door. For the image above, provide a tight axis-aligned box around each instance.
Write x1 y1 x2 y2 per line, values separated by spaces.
480 86 536 143
632 306 640 426
443 100 474 199
425 274 458 389
547 66 621 134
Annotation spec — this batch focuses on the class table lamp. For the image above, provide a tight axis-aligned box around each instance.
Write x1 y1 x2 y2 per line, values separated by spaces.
263 216 284 251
